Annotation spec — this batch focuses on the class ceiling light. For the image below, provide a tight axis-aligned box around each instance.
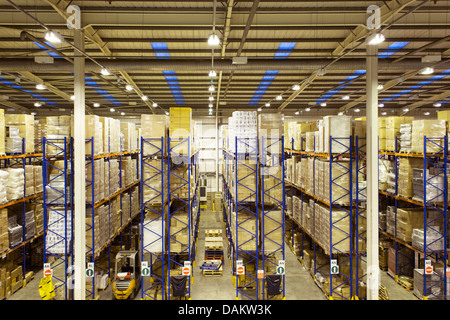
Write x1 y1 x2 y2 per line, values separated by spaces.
70 95 75 100
424 111 430 116
208 85 215 92
165 111 169 115
292 84 300 91
265 102 270 107
381 111 387 115
209 96 214 101
31 112 37 116
377 84 384 90
257 108 262 112
152 102 158 108
110 108 115 112
34 102 42 107
295 111 299 115
342 95 350 100
419 67 434 75
403 108 409 112
320 102 327 107
44 31 64 44
208 103 213 108
378 103 384 108
125 84 134 91
100 68 111 76
94 103 100 108
354 108 360 112
208 33 220 46
209 70 217 78
142 95 148 101
276 95 282 100
305 107 311 112
121 112 125 116
36 84 46 90
367 33 385 45
433 102 442 107
338 112 344 116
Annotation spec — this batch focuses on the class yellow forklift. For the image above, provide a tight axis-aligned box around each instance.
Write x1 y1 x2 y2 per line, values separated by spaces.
112 250 141 300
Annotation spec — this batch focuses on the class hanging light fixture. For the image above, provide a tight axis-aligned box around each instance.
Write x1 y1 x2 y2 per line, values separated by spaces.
208 0 220 46
125 84 134 91
208 103 213 108
419 67 434 75
100 68 111 76
320 102 327 107
34 102 42 107
36 84 46 90
44 31 64 43
292 84 300 91
305 107 311 112
152 102 158 108
209 70 217 78
209 96 214 101
70 95 75 100
94 103 100 107
208 84 215 92
142 95 148 101
367 33 385 45
276 95 282 100
377 84 384 90
265 102 270 107
433 102 442 107
121 112 125 116
110 108 115 112
342 95 350 100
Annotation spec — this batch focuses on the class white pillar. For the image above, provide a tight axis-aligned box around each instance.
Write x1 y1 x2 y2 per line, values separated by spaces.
366 43 379 300
73 29 86 300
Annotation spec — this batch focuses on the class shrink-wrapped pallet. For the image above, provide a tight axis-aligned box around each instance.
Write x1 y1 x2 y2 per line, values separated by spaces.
378 117 386 152
321 207 351 254
258 113 284 156
5 168 24 201
323 115 352 154
322 160 351 205
396 208 424 243
142 159 166 204
398 158 422 198
260 209 283 253
46 209 72 254
305 131 315 152
85 115 103 156
411 120 446 154
385 116 414 152
399 123 412 153
0 208 8 252
143 213 165 252
5 114 34 153
120 121 136 152
412 227 445 253
24 165 34 196
0 170 8 204
170 107 192 156
0 109 4 155
140 114 169 155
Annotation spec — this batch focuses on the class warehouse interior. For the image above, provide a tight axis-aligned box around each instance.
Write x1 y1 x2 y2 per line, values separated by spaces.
0 0 450 302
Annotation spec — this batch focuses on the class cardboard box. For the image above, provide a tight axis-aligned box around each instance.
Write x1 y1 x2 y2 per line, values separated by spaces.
0 109 5 155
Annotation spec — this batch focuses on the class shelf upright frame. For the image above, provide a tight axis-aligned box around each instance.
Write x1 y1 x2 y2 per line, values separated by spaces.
43 136 73 300
234 136 259 300
167 136 192 300
327 135 353 300
140 137 166 300
422 135 448 300
355 136 367 299
260 135 286 300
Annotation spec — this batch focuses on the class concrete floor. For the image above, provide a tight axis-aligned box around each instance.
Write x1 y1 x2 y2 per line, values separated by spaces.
7 208 416 301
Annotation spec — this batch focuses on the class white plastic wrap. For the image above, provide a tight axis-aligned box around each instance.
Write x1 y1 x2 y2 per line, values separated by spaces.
411 120 447 154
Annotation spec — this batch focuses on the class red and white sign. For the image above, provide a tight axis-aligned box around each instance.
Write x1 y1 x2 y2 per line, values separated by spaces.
43 263 52 277
236 266 245 275
182 266 191 276
257 270 264 279
425 260 433 275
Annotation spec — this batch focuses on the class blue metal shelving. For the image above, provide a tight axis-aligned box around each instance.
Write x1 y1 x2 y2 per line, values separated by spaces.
43 137 73 300
260 136 286 300
140 137 166 300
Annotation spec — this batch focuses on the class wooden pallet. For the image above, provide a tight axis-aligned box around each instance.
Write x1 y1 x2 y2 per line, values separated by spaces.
378 284 389 300
205 229 222 237
203 267 223 276
397 278 413 291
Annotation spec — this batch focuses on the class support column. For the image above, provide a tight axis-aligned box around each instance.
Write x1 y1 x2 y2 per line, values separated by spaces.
366 43 379 300
73 29 86 300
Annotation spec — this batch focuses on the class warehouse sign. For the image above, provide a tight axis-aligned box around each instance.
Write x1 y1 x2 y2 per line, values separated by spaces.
276 260 285 275
141 261 150 276
330 260 339 275
236 260 245 275
86 262 94 278
43 263 52 277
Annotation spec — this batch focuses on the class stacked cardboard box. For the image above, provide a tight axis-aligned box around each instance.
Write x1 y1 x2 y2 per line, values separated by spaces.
0 209 8 252
260 209 283 253
398 158 422 198
169 107 192 156
0 109 4 155
28 203 44 235
231 160 257 201
411 120 447 154
228 111 257 154
353 119 366 153
86 159 105 202
142 159 166 204
121 155 137 187
140 114 169 155
258 113 284 155
5 114 34 153
85 115 103 156
45 160 70 205
230 210 257 251
169 210 190 253
378 117 386 152
395 208 424 243
323 115 352 154
0 170 8 204
143 211 165 252
44 116 72 156
5 168 24 201
120 121 137 152
46 209 72 254
399 123 412 153
34 119 45 153
385 116 414 152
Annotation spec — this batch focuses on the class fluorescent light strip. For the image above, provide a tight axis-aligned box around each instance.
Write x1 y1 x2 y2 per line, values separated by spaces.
153 44 185 105
33 41 63 59
0 75 58 106
85 76 122 106
249 42 296 105
378 42 410 59
315 70 366 105
381 69 450 103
